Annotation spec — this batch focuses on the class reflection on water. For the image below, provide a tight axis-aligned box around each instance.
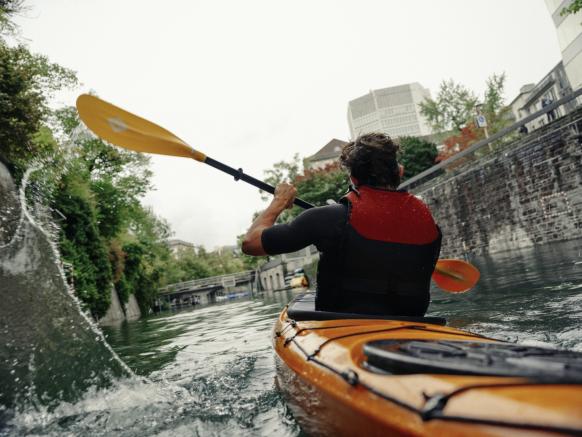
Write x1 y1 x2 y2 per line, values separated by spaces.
4 240 582 436
3 290 303 437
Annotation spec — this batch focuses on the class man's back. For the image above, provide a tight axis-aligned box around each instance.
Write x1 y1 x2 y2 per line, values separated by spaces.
262 187 441 316
242 132 441 316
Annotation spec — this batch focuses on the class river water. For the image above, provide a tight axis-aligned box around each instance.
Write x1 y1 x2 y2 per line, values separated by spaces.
3 239 582 436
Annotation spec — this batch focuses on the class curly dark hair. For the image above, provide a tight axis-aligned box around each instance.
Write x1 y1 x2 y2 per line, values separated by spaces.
340 132 400 188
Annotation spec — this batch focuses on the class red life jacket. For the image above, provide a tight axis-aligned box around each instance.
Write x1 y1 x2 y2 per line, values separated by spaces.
315 185 441 316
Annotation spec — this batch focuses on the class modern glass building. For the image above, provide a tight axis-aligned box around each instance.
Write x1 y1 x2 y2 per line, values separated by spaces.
347 83 433 140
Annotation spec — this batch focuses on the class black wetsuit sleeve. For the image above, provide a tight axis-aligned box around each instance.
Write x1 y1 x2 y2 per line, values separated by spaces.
261 204 347 255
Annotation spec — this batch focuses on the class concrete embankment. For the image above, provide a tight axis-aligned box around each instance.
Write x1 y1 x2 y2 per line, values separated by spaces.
99 289 142 326
410 108 582 258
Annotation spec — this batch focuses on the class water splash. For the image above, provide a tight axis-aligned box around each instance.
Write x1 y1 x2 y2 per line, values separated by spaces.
0 161 133 424
3 298 300 437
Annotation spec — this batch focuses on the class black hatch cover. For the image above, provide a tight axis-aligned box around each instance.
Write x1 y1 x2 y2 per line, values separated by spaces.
364 340 582 381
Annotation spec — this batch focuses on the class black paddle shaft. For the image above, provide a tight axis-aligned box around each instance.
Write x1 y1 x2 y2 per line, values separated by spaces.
204 157 314 209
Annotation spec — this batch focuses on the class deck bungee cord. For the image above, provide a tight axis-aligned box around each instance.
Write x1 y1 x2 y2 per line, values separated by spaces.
274 321 363 338
280 318 488 355
278 315 582 436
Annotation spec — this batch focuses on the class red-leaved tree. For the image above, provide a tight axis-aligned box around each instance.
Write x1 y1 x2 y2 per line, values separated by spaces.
437 123 480 163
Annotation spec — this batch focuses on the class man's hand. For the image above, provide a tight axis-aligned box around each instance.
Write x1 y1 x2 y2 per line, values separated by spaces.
273 183 297 210
241 183 297 256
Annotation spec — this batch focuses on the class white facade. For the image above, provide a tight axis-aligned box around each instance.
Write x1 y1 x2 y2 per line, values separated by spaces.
509 84 536 122
258 246 319 291
546 0 582 91
304 138 348 170
166 239 195 257
259 262 286 291
347 83 433 140
509 62 574 132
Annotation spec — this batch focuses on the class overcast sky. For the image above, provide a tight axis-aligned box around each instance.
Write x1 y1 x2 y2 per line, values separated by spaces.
14 0 561 249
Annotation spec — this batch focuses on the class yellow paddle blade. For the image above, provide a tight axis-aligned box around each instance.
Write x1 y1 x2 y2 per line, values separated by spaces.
433 259 480 293
76 94 206 162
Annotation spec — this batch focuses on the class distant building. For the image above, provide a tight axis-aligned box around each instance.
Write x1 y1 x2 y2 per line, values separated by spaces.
347 83 433 140
282 246 319 273
258 246 319 290
214 245 239 256
546 0 582 92
304 138 348 170
509 83 536 122
509 62 575 132
258 257 285 291
166 239 195 257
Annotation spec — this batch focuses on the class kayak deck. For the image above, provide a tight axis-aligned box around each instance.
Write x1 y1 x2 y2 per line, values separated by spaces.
273 295 582 436
286 292 447 325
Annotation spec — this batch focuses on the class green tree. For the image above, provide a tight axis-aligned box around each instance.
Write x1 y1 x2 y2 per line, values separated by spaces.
0 0 24 35
398 136 438 180
480 73 512 136
116 241 164 312
419 73 512 157
0 42 77 177
203 249 245 275
1 0 75 174
55 176 113 319
167 249 213 283
115 206 172 311
50 108 171 315
294 163 348 209
261 153 301 200
0 0 175 317
419 79 478 133
55 107 154 238
257 159 349 223
561 0 582 16
158 244 246 286
127 205 172 244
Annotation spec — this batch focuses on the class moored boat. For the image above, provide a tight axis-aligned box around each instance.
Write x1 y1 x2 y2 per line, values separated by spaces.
273 293 582 436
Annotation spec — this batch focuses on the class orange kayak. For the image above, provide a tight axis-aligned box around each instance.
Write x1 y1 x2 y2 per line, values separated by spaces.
273 293 582 436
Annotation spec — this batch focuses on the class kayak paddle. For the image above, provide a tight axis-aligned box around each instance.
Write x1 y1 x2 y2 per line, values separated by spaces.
433 259 480 293
75 94 314 209
75 94 480 293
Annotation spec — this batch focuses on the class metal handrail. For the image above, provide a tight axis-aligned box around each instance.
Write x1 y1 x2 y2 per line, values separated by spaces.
399 87 582 191
159 270 255 294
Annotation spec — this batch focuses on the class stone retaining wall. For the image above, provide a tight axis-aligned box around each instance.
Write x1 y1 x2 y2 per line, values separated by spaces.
412 108 582 258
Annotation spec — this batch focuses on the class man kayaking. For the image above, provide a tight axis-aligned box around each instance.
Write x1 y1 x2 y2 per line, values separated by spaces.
242 132 441 316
